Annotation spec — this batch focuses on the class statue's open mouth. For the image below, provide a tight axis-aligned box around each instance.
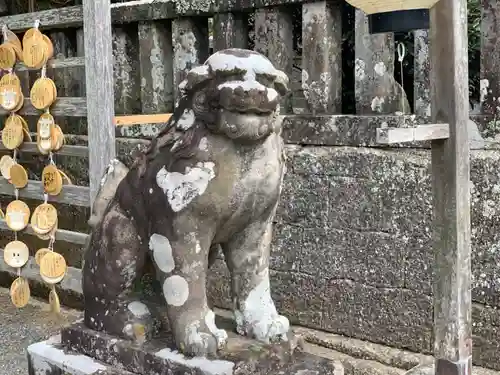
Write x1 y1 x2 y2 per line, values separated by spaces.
217 80 280 116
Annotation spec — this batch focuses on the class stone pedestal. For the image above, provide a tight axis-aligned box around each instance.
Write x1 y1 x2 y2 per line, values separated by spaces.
27 317 343 375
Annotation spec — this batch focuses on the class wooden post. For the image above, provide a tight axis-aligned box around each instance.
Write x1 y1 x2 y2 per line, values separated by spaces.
83 0 116 210
430 0 472 374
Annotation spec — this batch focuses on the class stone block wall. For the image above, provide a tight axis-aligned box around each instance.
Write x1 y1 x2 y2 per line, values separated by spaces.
207 145 500 370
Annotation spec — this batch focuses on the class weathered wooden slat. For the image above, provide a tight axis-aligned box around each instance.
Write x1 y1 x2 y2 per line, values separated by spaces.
0 0 313 33
301 1 342 114
481 0 500 114
0 178 90 207
84 0 116 210
138 21 174 114
0 6 83 32
254 7 294 113
16 57 85 72
213 12 248 51
376 124 450 144
0 98 87 117
413 30 431 117
0 142 88 157
0 222 88 245
430 0 472 373
0 248 84 293
172 18 210 102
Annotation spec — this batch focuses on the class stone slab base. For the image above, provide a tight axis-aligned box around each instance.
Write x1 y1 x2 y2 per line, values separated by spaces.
27 335 134 375
56 321 343 375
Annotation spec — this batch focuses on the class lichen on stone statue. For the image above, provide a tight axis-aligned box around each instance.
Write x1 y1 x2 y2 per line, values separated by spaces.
82 48 291 357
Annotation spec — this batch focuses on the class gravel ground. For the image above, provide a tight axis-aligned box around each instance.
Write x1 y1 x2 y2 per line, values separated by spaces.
0 287 82 375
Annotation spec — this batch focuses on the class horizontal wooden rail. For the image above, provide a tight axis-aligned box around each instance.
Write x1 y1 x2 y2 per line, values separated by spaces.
16 57 85 72
0 178 90 207
114 113 172 126
0 98 87 117
376 124 450 144
0 249 84 295
0 141 88 157
0 0 308 32
0 221 89 245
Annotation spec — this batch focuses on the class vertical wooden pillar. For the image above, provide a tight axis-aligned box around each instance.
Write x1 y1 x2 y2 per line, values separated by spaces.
112 27 141 115
213 12 248 51
254 7 294 114
480 0 500 114
138 21 174 113
172 18 209 103
301 1 342 114
413 30 431 117
83 0 116 209
430 0 472 374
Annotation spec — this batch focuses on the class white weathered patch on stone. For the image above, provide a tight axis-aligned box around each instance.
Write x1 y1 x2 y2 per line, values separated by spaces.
127 301 151 318
371 96 385 112
198 137 209 151
234 268 289 343
99 158 121 187
163 275 189 306
207 50 285 84
374 62 386 76
204 309 228 348
195 240 201 254
28 336 107 375
156 347 234 375
149 233 175 273
177 108 195 130
480 79 490 104
355 58 365 81
156 162 216 212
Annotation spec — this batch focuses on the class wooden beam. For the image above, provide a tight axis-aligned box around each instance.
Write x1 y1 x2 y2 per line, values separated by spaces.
430 1 472 374
0 222 89 245
0 178 90 207
0 97 87 117
114 113 172 126
0 142 88 157
0 0 313 33
376 124 450 144
15 57 85 72
83 0 116 210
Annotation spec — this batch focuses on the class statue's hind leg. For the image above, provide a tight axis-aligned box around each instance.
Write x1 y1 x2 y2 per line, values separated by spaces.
82 201 158 344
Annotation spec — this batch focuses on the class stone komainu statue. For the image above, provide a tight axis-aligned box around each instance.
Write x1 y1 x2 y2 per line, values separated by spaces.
82 48 290 357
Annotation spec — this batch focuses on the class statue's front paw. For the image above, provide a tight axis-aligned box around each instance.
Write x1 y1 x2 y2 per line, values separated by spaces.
175 309 228 357
235 311 290 344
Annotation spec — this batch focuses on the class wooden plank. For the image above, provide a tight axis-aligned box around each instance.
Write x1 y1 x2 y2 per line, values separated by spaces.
480 0 500 114
83 0 116 210
0 98 87 117
0 222 88 245
212 12 248 51
429 0 472 374
0 248 84 293
0 6 83 32
376 124 450 144
0 0 313 33
254 7 294 113
301 1 342 114
0 142 88 157
114 113 173 126
138 21 174 114
16 57 85 72
172 18 210 102
0 178 90 207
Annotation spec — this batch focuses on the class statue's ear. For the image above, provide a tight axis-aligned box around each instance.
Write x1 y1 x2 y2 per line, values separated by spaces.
179 65 212 96
273 69 289 97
